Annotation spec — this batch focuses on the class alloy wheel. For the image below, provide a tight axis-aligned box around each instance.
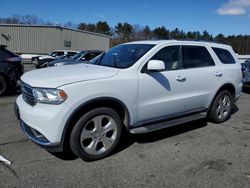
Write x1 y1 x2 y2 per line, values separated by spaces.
216 95 231 120
80 115 118 155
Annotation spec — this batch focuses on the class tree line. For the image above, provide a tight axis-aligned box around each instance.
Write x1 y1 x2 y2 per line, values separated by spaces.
0 15 249 54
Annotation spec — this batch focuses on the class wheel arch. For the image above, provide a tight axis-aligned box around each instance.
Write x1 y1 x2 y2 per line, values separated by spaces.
208 83 236 113
215 83 236 99
61 97 131 148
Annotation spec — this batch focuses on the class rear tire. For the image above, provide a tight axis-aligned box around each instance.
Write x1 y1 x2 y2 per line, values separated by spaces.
0 76 8 96
70 107 123 161
208 90 233 123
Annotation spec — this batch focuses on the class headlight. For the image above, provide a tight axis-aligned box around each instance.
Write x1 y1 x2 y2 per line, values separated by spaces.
33 88 67 105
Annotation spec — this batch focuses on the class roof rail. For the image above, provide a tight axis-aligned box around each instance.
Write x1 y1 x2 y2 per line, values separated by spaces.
176 39 225 45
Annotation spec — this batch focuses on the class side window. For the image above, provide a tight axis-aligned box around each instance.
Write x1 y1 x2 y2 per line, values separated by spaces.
182 46 215 68
57 51 64 56
212 47 236 64
83 53 92 60
150 46 180 71
68 52 77 56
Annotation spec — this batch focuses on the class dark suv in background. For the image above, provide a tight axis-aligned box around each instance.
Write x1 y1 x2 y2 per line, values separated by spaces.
0 45 23 96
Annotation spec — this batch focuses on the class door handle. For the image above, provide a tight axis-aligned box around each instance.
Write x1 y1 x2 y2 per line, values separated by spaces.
215 72 223 77
176 76 186 82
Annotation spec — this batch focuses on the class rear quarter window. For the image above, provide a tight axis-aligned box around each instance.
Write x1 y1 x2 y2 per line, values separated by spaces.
212 47 236 64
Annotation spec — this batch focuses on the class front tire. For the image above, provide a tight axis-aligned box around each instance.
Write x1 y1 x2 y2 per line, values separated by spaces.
208 90 233 123
70 107 123 161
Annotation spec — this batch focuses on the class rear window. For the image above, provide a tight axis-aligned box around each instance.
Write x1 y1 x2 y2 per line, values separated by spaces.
212 47 236 64
0 48 16 59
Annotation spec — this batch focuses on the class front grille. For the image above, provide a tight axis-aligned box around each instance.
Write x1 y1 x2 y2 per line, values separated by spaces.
21 82 36 106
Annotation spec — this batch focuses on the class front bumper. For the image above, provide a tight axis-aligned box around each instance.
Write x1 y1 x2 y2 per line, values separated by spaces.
19 119 63 152
14 101 63 152
15 95 70 151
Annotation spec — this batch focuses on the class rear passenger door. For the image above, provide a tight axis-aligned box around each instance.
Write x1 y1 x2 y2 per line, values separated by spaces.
138 45 218 122
180 45 220 110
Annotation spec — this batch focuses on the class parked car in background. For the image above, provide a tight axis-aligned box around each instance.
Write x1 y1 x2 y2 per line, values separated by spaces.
36 55 70 69
0 45 23 96
15 40 242 161
241 59 250 88
48 50 103 67
32 50 78 68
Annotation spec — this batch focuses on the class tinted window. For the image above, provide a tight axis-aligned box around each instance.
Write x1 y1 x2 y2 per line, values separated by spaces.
150 46 180 71
83 53 93 60
93 44 154 69
0 48 15 60
212 47 236 64
51 51 64 56
56 52 64 56
68 52 77 56
182 46 215 68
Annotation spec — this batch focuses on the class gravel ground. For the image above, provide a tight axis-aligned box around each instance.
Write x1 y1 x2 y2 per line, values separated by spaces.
0 64 249 188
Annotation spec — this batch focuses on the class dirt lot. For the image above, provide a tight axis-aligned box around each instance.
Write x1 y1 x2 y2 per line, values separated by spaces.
0 64 250 187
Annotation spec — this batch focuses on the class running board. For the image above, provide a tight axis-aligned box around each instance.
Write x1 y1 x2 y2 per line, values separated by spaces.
129 112 206 134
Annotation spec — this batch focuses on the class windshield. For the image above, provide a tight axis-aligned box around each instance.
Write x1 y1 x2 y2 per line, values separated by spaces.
71 51 87 60
90 44 155 69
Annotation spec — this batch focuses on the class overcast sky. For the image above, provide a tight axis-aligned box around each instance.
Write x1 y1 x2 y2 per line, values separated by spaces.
0 0 250 36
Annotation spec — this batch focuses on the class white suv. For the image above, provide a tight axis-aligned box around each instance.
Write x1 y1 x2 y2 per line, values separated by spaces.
15 40 242 161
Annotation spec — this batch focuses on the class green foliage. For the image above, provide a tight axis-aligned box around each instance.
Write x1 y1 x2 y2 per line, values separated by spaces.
96 21 111 35
153 26 169 39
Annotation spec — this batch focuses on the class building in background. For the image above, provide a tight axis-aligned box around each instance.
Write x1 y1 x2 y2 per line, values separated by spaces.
0 24 110 54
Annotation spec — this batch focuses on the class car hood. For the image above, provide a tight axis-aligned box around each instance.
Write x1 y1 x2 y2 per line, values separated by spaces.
21 64 119 88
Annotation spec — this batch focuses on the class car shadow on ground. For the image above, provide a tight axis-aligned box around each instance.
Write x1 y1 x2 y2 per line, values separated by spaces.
231 104 239 115
114 119 207 155
48 104 240 162
52 119 208 162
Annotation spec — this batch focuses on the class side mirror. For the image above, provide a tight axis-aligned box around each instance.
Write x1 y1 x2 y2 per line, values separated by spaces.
147 60 165 72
